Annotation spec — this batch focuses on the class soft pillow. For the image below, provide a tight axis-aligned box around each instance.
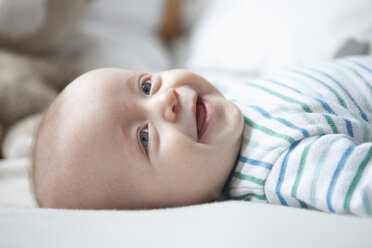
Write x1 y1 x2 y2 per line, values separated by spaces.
0 0 91 53
62 0 171 72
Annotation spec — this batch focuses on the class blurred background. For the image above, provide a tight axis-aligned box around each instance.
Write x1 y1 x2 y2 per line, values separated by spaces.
0 0 371 207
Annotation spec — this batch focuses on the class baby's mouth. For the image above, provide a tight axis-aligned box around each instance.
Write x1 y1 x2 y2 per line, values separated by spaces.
196 97 214 139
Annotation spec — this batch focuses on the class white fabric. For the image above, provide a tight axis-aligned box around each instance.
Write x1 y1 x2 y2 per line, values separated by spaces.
0 201 371 248
180 0 372 83
0 158 34 207
2 114 42 159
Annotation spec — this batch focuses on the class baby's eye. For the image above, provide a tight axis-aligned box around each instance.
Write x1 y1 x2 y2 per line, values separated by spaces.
139 128 149 149
142 80 152 95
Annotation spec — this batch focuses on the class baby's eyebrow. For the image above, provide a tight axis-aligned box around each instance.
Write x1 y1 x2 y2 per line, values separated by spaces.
130 72 145 96
127 74 138 95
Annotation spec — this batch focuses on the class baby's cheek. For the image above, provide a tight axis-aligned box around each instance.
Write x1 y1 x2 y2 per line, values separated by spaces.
158 133 193 163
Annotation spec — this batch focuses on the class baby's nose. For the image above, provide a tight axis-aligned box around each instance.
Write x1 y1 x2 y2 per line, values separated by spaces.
158 88 178 123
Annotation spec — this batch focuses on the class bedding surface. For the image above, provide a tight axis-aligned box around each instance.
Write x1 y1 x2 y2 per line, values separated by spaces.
0 201 371 248
0 158 34 207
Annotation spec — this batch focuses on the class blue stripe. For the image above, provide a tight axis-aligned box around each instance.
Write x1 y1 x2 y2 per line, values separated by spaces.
239 156 273 170
265 78 353 137
326 146 355 212
311 68 368 121
344 119 354 138
346 58 372 75
249 105 310 138
264 77 339 117
307 98 353 137
339 61 372 93
314 98 337 115
276 140 301 206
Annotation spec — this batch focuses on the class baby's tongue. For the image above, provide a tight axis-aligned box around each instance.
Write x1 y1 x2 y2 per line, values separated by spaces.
197 102 205 134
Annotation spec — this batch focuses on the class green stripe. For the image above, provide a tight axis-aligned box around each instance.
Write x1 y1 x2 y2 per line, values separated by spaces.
291 137 321 207
233 171 265 186
244 116 296 144
234 93 325 136
350 112 369 142
362 187 372 216
276 73 324 99
342 61 372 93
291 69 347 108
332 64 372 115
231 193 267 201
331 64 371 142
298 200 308 208
278 104 325 136
344 146 372 213
277 68 368 141
309 136 353 206
323 115 339 134
246 83 313 113
243 137 284 155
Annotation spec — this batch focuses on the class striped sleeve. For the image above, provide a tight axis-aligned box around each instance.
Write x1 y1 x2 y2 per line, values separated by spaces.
265 134 372 217
227 56 372 217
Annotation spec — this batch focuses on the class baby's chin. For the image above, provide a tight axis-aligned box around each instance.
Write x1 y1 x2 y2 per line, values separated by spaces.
211 97 244 146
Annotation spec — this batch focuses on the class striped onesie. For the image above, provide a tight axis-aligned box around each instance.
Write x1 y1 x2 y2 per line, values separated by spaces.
225 56 372 217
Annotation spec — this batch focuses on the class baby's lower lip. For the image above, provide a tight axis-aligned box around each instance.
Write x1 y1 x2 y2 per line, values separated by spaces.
196 97 214 140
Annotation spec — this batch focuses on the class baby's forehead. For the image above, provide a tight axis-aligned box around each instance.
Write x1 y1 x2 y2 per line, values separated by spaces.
56 67 150 151
62 69 140 106
70 68 138 90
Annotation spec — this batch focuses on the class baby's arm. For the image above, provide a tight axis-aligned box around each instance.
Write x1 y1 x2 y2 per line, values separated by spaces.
266 134 372 217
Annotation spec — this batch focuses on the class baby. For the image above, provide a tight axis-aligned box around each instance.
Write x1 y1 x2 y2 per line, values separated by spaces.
32 68 244 209
32 56 372 216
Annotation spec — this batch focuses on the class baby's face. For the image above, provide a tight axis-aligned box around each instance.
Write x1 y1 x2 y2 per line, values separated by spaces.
49 69 243 209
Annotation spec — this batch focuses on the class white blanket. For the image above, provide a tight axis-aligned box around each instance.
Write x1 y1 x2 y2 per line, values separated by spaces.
0 201 371 248
1 158 371 247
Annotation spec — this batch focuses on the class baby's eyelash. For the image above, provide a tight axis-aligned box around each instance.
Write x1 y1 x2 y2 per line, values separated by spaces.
139 127 149 150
